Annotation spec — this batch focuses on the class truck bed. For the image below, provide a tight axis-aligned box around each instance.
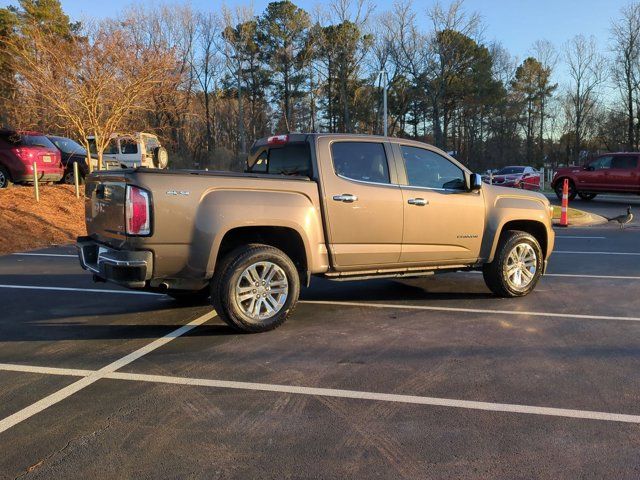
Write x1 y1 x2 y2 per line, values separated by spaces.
83 167 326 285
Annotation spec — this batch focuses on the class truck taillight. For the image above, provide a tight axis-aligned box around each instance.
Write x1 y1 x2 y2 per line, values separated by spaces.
267 134 288 145
126 185 151 236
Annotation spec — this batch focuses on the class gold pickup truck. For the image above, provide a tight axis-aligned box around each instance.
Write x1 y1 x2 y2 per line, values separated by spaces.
77 134 554 332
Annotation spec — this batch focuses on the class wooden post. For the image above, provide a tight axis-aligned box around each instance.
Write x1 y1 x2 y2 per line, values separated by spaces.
33 162 39 203
73 161 80 198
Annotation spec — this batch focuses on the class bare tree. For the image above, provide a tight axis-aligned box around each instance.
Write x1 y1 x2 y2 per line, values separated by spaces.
222 5 255 154
427 0 483 148
532 39 558 158
611 2 640 150
564 35 604 162
7 21 178 170
193 12 223 155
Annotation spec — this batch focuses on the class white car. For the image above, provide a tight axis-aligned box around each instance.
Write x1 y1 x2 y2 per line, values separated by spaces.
87 133 169 169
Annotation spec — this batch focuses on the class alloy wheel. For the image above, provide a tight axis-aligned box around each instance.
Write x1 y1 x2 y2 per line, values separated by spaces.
234 261 289 321
505 243 537 289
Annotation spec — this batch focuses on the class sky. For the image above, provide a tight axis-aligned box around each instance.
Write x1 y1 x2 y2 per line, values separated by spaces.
0 0 630 84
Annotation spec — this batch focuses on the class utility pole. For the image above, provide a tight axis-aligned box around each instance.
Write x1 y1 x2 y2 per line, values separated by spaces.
378 69 388 137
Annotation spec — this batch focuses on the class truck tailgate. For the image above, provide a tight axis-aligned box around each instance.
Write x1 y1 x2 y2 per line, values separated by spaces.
85 176 128 247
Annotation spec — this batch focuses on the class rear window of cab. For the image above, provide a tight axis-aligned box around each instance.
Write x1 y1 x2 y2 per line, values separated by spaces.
246 143 311 176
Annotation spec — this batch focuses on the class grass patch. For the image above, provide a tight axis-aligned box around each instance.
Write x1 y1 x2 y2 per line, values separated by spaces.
552 206 588 220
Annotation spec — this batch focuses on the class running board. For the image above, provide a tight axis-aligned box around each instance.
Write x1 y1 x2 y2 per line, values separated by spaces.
323 265 478 282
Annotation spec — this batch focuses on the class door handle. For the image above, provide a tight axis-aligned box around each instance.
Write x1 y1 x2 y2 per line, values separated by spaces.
407 198 428 206
333 194 358 203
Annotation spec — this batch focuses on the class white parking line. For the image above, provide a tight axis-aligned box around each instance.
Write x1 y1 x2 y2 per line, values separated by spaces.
11 253 77 258
555 236 606 240
300 300 640 323
0 284 163 296
555 251 640 256
545 273 640 280
0 310 217 434
0 363 92 377
465 271 640 281
0 283 638 322
1 362 639 424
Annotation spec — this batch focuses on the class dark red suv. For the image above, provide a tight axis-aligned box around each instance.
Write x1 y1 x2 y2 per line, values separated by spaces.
0 130 64 188
552 153 640 200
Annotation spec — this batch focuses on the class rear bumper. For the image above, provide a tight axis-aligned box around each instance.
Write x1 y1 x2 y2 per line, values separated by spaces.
14 172 63 183
76 236 153 288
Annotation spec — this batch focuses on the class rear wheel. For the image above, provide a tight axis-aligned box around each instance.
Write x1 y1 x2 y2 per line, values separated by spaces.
483 231 544 297
63 167 85 185
211 244 300 333
578 192 597 201
554 178 576 201
0 165 12 188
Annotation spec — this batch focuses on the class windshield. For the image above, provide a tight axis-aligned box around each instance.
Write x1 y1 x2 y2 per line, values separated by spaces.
496 167 525 175
49 136 86 155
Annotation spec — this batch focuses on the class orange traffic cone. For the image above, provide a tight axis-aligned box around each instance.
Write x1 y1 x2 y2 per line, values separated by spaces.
559 178 569 227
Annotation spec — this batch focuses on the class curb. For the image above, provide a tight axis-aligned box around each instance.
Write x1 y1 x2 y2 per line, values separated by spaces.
553 209 607 227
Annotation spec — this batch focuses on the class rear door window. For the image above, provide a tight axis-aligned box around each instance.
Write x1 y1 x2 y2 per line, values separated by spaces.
331 142 390 184
611 155 638 170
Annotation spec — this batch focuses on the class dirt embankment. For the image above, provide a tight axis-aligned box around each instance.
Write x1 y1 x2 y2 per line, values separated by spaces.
0 185 86 255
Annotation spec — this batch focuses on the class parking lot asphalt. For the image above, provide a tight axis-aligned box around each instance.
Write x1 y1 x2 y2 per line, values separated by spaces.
1 213 640 478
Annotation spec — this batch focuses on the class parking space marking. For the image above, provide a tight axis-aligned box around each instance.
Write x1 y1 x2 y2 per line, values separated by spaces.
2 362 640 425
300 300 640 323
544 273 640 280
465 271 640 280
11 253 77 258
555 250 640 256
104 372 640 424
555 236 606 239
0 310 217 434
0 363 92 377
0 284 163 296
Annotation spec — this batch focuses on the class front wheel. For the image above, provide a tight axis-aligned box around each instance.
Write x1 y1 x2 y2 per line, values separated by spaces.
211 244 300 333
554 179 576 201
483 231 544 297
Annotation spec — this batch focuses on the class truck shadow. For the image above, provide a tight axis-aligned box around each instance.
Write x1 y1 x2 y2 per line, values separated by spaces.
303 276 494 302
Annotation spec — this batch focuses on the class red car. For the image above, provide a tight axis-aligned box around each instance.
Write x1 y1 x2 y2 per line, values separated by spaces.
0 130 63 188
482 166 541 190
552 153 640 200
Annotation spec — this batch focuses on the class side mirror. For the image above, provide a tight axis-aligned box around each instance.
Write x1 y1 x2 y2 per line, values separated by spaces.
469 173 482 191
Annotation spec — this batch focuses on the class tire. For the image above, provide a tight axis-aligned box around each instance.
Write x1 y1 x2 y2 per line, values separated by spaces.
152 146 169 169
63 167 85 185
211 244 300 333
0 165 12 188
483 231 544 297
554 178 576 201
578 192 597 201
167 288 210 305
